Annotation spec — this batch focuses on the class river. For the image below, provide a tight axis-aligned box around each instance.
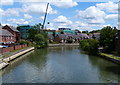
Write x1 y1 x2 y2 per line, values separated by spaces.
1 46 120 83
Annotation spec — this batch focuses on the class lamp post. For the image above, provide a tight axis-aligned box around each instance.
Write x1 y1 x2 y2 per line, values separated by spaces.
42 3 49 29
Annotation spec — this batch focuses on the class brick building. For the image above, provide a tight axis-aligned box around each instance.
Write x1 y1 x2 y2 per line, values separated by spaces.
0 25 20 45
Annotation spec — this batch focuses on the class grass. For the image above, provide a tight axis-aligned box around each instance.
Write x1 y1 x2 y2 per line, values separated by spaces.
99 53 120 61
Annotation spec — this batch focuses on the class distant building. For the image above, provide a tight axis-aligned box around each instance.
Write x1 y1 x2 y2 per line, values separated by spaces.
54 34 68 43
19 25 33 39
54 33 89 43
48 34 54 42
0 25 20 45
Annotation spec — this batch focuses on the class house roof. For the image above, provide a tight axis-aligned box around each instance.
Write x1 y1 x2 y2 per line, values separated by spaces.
48 34 54 40
80 33 89 38
0 28 13 36
9 26 19 32
73 35 81 39
58 34 68 39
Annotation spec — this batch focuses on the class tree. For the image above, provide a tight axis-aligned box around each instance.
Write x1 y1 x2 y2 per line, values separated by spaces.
17 26 20 31
52 32 56 38
79 39 99 55
82 30 88 34
28 29 38 41
99 26 117 52
28 28 48 48
89 30 101 33
34 34 47 48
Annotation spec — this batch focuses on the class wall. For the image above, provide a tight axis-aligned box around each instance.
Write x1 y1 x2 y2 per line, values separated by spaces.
0 44 27 54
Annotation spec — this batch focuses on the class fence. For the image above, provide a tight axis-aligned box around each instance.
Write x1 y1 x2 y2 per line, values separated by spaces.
0 44 27 54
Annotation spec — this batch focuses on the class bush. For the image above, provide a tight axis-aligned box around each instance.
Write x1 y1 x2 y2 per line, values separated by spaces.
79 39 99 55
67 39 73 43
19 40 27 45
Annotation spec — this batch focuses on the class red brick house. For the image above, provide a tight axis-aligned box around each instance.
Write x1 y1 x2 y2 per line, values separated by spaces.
0 25 20 45
2 25 20 43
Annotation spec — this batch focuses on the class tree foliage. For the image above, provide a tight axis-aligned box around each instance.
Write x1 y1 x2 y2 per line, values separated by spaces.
80 39 99 55
28 28 48 48
99 26 117 52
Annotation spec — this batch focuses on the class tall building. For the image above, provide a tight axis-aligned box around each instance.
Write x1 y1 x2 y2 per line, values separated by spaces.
19 25 33 39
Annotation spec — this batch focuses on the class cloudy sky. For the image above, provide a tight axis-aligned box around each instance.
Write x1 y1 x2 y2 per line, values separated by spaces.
0 0 119 31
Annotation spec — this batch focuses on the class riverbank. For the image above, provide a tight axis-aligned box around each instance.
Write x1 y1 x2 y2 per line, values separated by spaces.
0 47 35 69
48 43 79 47
99 53 120 65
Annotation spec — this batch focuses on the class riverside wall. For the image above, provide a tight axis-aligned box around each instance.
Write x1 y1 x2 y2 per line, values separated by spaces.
48 43 79 47
0 47 35 70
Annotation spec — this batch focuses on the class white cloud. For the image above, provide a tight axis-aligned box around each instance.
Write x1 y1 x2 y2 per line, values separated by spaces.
105 14 118 20
24 14 32 19
0 0 14 5
46 23 54 30
39 16 44 20
7 19 29 25
77 6 106 24
71 21 98 31
53 0 78 8
1 8 20 17
53 15 72 24
117 22 120 29
22 3 57 15
53 15 72 28
5 8 20 16
102 24 112 28
21 0 78 8
1 23 11 26
0 8 4 16
96 1 118 13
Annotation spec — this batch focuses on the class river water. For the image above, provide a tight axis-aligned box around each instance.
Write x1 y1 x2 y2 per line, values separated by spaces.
1 46 120 83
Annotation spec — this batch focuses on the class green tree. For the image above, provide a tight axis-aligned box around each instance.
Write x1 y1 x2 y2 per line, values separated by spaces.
34 34 47 48
99 26 117 52
17 26 20 31
80 39 99 55
28 29 38 41
89 30 101 33
82 30 89 34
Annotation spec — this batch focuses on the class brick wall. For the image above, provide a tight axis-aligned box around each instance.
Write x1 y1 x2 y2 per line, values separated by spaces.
14 45 22 50
0 44 27 54
2 46 14 53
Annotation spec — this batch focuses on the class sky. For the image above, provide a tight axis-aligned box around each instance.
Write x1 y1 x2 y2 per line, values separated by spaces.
0 0 119 31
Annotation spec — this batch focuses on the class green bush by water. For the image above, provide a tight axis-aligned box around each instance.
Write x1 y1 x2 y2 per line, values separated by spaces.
79 39 99 55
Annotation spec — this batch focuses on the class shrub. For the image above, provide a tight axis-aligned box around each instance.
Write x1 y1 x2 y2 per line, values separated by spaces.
67 39 73 43
79 39 99 55
19 40 27 45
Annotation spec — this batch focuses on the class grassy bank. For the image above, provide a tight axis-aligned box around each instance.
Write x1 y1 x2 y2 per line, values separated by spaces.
99 53 120 64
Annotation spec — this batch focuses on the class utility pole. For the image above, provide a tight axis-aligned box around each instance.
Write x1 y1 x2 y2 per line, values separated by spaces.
42 3 49 29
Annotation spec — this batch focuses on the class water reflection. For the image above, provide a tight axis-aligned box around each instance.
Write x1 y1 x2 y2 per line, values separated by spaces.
27 48 48 68
88 55 120 83
1 46 120 83
2 50 35 76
